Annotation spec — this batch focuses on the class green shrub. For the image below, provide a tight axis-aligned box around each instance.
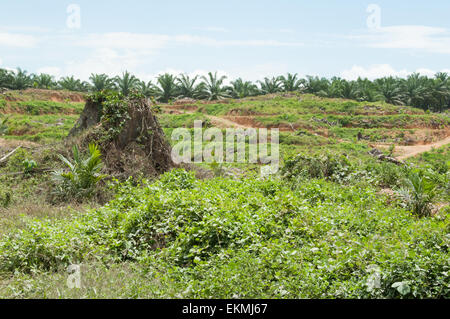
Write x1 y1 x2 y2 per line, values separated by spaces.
5 148 32 172
159 168 196 190
397 170 437 217
364 161 407 188
51 144 107 201
282 153 352 183
22 158 37 175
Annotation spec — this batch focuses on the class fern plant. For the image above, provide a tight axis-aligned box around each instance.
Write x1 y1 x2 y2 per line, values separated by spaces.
52 144 107 200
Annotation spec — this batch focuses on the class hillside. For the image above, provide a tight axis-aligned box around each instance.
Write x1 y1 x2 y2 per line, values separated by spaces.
0 89 448 298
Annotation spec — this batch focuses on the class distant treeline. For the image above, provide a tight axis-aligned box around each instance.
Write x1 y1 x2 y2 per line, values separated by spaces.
1 67 449 111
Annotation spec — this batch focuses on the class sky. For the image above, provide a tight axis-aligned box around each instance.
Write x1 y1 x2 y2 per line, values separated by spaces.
0 0 450 82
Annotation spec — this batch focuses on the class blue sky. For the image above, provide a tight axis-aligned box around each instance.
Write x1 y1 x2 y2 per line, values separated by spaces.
1 0 449 82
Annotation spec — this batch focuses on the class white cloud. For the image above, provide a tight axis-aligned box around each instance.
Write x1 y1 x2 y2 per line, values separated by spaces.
173 35 303 47
66 48 148 80
74 32 303 49
226 63 292 82
352 25 450 54
0 25 50 33
341 64 409 80
279 28 294 34
39 48 153 81
341 64 450 80
52 32 304 81
0 32 39 47
36 66 62 78
194 27 229 33
76 33 170 50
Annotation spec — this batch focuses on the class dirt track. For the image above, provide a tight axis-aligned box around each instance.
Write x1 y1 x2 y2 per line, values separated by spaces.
206 115 249 129
208 114 450 160
395 136 450 160
164 105 450 160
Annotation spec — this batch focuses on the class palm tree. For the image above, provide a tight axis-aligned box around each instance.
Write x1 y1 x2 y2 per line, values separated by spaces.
177 74 202 99
52 144 107 199
258 77 282 94
155 73 179 102
429 73 450 112
374 77 405 105
228 78 258 98
279 73 302 92
32 73 55 89
354 77 378 102
302 76 330 94
138 80 157 98
0 69 13 89
58 76 89 92
89 73 114 92
200 72 229 100
398 170 437 217
401 73 427 109
114 71 139 96
10 68 33 90
335 79 359 100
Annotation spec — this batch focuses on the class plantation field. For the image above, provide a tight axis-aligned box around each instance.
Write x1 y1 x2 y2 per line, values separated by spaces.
0 89 448 298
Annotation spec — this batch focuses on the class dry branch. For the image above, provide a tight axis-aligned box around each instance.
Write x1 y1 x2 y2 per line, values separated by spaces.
0 146 21 165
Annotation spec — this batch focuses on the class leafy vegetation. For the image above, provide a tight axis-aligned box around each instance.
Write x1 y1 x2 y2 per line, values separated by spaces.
0 87 448 299
0 115 8 135
51 144 107 201
397 170 438 217
0 169 448 298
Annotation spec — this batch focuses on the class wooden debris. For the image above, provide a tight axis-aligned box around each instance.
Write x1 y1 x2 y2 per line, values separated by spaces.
368 148 404 165
0 146 21 165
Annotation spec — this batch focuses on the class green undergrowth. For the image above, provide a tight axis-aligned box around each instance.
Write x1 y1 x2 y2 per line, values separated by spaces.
0 169 448 298
1 114 78 143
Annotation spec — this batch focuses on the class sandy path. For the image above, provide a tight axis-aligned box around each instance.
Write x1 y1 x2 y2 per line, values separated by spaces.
396 136 450 160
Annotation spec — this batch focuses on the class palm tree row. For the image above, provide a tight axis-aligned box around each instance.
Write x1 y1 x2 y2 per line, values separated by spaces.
1 68 449 111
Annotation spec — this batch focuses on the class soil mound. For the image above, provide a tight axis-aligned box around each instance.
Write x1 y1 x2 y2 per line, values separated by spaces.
67 92 174 178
